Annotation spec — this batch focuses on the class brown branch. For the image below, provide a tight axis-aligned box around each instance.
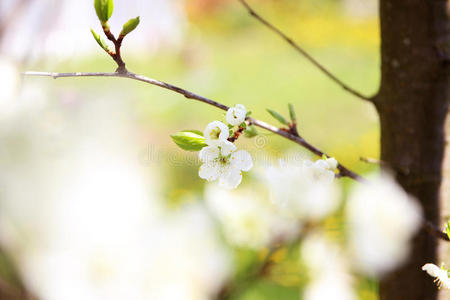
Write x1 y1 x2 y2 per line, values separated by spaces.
100 24 127 73
218 246 279 300
22 70 364 182
236 0 374 102
424 221 450 242
228 125 246 143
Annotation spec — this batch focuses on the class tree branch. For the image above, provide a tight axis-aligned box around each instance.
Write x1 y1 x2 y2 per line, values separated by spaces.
99 23 127 73
22 70 364 182
424 221 450 242
236 0 374 102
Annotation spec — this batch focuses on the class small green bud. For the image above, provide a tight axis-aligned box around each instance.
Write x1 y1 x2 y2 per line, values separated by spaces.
266 108 288 125
246 111 252 117
120 16 140 37
240 122 247 129
244 126 258 138
91 28 110 52
288 103 296 122
171 130 207 152
94 0 114 23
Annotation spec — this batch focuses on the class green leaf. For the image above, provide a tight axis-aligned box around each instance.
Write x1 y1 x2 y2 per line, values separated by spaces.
266 109 288 125
446 221 450 240
171 130 207 152
120 16 140 37
288 103 296 122
244 126 258 138
94 0 114 23
246 111 252 117
90 28 110 52
181 129 204 136
240 122 247 129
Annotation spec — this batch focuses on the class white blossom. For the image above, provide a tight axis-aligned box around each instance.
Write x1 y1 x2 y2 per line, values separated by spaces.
265 158 340 221
203 121 229 146
301 233 357 300
199 140 252 189
422 263 450 290
205 186 300 249
226 104 247 126
346 172 422 277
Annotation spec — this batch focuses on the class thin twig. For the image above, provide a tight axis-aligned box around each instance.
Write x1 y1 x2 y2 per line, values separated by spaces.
237 0 373 102
424 221 450 242
100 24 127 73
218 246 279 300
22 70 363 182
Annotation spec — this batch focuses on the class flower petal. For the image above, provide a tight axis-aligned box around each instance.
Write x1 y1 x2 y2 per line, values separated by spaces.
422 263 441 277
230 150 253 171
219 167 242 189
326 157 338 170
199 162 221 182
218 140 237 157
199 145 220 163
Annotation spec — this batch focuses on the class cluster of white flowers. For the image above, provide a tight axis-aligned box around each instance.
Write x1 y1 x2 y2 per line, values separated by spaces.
346 172 422 277
265 157 340 221
422 263 450 290
199 104 252 189
0 94 231 300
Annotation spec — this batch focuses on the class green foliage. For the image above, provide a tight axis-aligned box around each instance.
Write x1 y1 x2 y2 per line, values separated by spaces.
266 109 288 126
120 17 140 37
94 0 114 23
244 126 258 138
171 130 207 151
90 28 110 52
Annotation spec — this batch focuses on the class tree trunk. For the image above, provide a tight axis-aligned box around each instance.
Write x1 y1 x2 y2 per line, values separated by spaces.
376 0 449 299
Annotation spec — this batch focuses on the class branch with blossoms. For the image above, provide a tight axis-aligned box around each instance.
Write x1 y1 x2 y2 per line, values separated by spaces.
8 0 450 299
23 0 450 232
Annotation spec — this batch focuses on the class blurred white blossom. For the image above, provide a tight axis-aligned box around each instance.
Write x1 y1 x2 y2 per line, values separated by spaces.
0 91 231 300
226 104 246 126
301 233 357 300
205 186 300 249
346 172 422 277
422 263 450 290
199 140 252 189
0 56 20 117
266 158 340 221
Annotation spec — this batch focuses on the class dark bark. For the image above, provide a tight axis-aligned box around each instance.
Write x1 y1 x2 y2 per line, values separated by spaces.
376 0 450 299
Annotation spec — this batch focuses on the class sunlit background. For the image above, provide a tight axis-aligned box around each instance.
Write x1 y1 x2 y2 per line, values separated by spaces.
0 0 395 299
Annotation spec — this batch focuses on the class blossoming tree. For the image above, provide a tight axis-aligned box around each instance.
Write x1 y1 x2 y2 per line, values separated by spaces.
0 0 449 300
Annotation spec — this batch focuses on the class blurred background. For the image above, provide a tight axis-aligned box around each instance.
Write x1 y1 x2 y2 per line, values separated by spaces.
0 0 383 299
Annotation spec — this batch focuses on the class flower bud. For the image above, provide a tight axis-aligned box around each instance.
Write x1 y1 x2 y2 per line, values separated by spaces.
94 0 114 23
